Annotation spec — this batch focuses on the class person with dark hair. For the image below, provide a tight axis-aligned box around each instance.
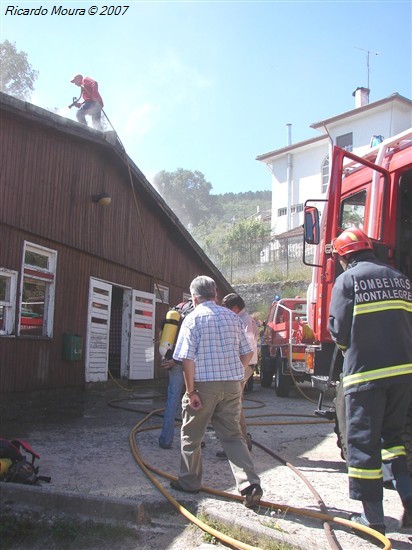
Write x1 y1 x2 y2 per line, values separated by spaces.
158 300 194 449
171 276 263 508
221 292 258 394
216 292 258 458
328 227 412 535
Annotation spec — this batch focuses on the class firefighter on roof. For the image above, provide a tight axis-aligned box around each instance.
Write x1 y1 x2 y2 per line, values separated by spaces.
328 227 412 535
70 74 104 131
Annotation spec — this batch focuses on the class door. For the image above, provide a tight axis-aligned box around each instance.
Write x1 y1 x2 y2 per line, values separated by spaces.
85 279 112 382
316 146 390 342
129 289 155 379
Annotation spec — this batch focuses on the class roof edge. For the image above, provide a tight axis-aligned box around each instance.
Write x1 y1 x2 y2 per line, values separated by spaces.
310 93 412 130
256 134 327 162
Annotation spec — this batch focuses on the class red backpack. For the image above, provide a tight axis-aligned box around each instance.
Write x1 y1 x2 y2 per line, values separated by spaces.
0 438 51 485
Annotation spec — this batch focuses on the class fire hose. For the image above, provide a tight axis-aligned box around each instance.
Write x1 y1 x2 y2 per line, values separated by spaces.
107 395 392 549
67 86 115 133
68 91 82 109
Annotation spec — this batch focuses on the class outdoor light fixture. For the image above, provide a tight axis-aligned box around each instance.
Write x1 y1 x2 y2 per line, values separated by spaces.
92 192 112 206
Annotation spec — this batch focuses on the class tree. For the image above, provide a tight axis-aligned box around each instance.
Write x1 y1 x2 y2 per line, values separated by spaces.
153 168 218 228
0 40 39 100
200 218 271 274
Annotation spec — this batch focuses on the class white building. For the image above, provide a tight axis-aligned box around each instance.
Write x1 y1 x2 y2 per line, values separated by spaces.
256 90 412 245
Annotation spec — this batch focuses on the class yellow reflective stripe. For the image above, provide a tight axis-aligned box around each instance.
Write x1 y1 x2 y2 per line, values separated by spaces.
348 467 382 480
354 300 412 316
343 363 412 389
382 446 406 461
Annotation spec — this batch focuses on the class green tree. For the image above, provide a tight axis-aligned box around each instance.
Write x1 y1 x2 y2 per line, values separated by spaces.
216 190 271 224
153 168 218 228
200 218 271 272
226 218 271 263
0 40 38 100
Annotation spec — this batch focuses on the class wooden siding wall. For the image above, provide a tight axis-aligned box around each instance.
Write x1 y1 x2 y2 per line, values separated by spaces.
0 226 151 392
1 110 224 289
0 105 231 393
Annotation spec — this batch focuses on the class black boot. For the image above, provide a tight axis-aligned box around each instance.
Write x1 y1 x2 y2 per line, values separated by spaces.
402 498 412 527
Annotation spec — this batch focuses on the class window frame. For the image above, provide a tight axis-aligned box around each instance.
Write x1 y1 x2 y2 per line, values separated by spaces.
154 284 169 304
336 132 353 152
321 155 330 194
18 241 57 338
0 268 18 336
339 190 367 231
291 203 304 214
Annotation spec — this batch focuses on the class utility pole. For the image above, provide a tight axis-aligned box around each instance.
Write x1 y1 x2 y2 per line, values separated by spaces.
355 47 380 90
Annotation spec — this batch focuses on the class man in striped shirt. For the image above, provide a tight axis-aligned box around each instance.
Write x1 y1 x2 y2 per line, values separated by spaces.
171 275 263 508
328 227 412 534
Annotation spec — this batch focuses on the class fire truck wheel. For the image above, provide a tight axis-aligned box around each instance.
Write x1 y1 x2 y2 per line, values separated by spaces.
274 358 292 397
260 357 275 388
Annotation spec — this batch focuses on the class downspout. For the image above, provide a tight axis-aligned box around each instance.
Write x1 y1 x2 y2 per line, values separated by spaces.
286 123 292 231
322 123 334 176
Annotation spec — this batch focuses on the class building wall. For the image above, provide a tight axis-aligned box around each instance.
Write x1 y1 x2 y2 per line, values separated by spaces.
326 104 412 157
271 142 328 235
1 109 202 284
265 97 412 236
0 97 232 393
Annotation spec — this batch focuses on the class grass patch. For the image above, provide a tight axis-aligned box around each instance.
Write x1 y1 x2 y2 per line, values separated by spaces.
0 511 140 549
198 512 294 550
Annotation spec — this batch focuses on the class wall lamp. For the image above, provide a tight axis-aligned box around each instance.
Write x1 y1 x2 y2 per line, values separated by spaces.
92 192 112 206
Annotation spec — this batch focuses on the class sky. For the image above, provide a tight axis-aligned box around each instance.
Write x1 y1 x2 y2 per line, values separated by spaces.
1 1 411 195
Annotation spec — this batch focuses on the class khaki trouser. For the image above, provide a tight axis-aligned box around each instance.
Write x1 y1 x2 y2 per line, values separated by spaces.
177 380 260 492
240 366 254 448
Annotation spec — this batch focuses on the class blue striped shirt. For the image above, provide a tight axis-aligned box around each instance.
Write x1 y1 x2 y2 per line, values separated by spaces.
173 301 252 381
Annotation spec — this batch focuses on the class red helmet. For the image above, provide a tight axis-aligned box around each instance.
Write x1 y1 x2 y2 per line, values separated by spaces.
332 227 373 257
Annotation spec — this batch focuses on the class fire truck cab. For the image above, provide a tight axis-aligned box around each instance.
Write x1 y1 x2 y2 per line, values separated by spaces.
303 128 412 465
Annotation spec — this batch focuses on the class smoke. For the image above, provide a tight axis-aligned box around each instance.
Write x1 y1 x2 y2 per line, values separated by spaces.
55 106 74 118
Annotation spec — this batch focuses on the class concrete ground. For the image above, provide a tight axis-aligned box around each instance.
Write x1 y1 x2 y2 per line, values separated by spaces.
1 378 412 549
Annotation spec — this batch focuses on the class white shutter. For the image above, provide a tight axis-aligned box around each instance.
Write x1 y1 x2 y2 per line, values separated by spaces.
129 290 155 379
85 279 112 382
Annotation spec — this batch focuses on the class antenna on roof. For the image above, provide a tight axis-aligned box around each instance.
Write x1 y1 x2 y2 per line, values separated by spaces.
355 47 380 91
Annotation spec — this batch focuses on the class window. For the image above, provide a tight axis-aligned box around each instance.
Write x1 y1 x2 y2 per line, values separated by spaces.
19 242 57 337
339 191 367 230
0 269 18 335
182 292 191 302
291 204 304 214
336 132 353 152
155 284 169 304
321 156 329 194
278 207 287 217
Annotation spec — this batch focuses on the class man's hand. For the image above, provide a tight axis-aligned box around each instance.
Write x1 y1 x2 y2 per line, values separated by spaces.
188 392 202 411
161 359 175 370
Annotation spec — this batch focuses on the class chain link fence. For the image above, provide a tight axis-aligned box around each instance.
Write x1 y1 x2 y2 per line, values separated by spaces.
207 235 315 284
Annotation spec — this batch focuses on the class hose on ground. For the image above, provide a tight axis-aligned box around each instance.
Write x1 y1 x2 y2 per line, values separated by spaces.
127 405 392 550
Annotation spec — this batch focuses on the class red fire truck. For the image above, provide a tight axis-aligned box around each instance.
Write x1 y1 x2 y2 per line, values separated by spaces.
260 297 316 395
302 128 412 464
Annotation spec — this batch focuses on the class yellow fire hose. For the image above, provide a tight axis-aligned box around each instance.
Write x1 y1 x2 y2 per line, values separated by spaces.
128 407 392 550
